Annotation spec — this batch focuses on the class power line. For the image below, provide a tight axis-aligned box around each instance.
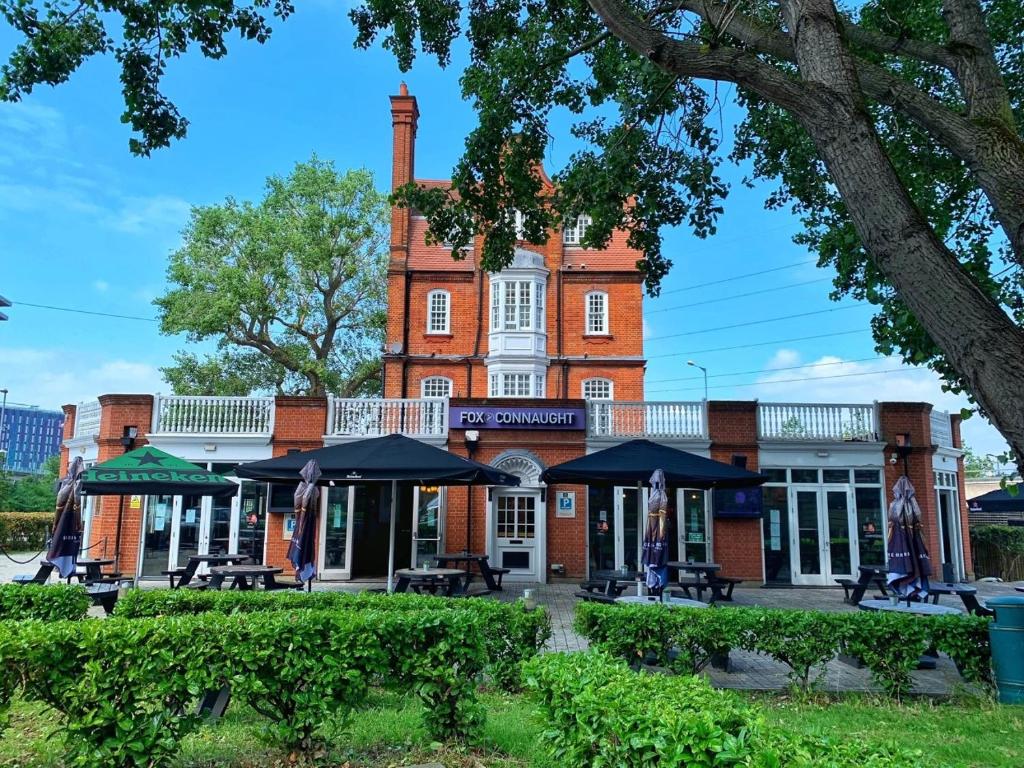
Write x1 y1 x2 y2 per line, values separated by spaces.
658 258 817 295
8 301 158 322
646 356 885 385
645 329 867 359
648 277 830 314
646 366 933 394
645 303 866 341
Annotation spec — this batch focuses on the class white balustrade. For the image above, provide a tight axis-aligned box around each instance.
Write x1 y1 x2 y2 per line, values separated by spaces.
328 398 448 437
587 401 706 439
930 410 954 448
153 395 274 434
757 402 877 442
73 400 101 438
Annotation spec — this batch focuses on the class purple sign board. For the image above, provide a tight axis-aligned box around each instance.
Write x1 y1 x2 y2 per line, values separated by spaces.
449 405 586 430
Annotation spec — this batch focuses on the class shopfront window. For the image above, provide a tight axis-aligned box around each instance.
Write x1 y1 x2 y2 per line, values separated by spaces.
141 494 174 579
414 486 442 568
762 485 791 583
679 489 709 562
238 481 267 565
588 487 615 573
855 486 885 566
177 495 202 567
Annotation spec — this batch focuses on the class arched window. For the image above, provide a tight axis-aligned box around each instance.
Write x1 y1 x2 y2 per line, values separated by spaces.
582 378 614 400
426 290 450 334
420 376 452 399
585 291 609 335
563 214 592 245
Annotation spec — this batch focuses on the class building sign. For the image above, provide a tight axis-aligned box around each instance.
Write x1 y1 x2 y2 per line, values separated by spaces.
555 491 576 518
283 513 296 540
449 405 586 430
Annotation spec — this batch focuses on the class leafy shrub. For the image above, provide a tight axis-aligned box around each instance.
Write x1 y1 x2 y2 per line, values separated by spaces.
2 606 492 765
116 588 549 691
575 602 993 697
0 583 90 621
0 512 53 550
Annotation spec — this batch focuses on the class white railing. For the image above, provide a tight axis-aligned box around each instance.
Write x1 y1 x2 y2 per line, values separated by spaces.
930 410 953 448
328 397 448 437
152 395 274 434
73 400 101 439
587 401 707 439
758 402 878 442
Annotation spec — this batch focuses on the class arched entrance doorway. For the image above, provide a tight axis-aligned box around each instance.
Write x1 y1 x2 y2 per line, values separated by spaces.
488 451 546 583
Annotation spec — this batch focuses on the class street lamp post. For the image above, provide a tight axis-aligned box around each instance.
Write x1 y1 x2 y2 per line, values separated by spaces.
687 361 708 401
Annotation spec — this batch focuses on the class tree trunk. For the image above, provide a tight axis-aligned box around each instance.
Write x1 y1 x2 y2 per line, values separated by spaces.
781 0 1024 465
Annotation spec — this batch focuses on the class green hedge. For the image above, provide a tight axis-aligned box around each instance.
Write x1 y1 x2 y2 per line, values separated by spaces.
525 652 919 767
575 603 992 697
0 512 52 551
115 589 551 691
0 607 491 766
0 584 90 621
970 524 1024 581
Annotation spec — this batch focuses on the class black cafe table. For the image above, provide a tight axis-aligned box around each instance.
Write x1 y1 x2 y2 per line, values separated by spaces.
208 565 283 591
927 582 985 614
433 552 503 591
592 569 642 597
859 599 964 616
74 558 116 583
667 561 721 602
394 567 467 596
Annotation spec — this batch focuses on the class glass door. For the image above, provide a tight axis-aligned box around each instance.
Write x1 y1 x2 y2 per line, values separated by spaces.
677 489 710 562
614 486 644 572
176 495 203 568
237 482 267 565
494 491 538 577
140 494 175 579
412 486 443 568
319 485 352 578
789 486 856 585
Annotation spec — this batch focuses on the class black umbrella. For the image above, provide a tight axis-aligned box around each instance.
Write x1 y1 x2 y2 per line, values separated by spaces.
48 456 84 578
288 460 321 584
541 439 767 488
886 476 932 598
235 434 520 590
642 469 670 594
968 487 1024 515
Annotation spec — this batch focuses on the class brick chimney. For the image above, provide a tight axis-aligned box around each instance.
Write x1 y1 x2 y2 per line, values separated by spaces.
389 82 419 266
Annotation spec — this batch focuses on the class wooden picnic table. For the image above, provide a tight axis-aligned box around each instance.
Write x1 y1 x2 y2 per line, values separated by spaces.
433 552 508 591
164 553 251 588
74 558 116 583
394 567 467 596
591 569 642 597
616 595 709 609
927 582 989 615
667 561 722 602
836 565 890 604
208 564 284 591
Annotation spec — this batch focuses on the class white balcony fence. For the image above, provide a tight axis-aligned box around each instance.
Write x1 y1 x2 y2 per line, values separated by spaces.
152 395 274 434
73 400 101 439
328 398 447 438
758 402 877 442
587 401 706 439
930 410 954 448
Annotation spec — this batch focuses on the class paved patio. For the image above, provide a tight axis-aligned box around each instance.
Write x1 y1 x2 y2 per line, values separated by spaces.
5 551 1019 696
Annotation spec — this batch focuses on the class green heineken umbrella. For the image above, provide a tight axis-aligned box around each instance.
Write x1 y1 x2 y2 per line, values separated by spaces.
81 447 238 497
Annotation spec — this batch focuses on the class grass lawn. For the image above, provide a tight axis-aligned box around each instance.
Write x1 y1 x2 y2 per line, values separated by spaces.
0 689 1020 767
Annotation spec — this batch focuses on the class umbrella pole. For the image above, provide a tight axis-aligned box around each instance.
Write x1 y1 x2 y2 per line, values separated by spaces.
113 494 125 572
386 480 398 593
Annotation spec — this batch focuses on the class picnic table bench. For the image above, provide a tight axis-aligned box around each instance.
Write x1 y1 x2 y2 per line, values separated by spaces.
836 565 889 604
433 552 509 591
667 562 741 603
163 553 251 589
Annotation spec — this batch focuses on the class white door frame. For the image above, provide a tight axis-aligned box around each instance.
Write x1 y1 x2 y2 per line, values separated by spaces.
488 487 546 582
935 487 966 581
612 485 649 569
675 488 712 562
411 486 445 568
789 484 857 586
317 486 355 579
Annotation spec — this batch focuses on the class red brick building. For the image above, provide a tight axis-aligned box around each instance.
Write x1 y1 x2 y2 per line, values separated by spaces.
59 87 973 588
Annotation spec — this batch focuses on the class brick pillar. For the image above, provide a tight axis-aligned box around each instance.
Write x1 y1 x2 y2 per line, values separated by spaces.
265 396 329 570
59 404 76 475
87 395 154 576
950 413 974 578
878 402 941 573
707 401 763 581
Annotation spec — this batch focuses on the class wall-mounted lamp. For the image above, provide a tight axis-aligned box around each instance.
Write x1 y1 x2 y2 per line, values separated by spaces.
464 429 480 458
120 426 138 450
893 433 912 474
203 443 217 453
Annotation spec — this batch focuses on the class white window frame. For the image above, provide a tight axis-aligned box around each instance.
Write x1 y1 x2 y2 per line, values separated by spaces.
490 280 538 332
426 289 451 334
488 371 545 398
585 290 609 335
563 214 592 245
582 378 614 400
420 377 452 399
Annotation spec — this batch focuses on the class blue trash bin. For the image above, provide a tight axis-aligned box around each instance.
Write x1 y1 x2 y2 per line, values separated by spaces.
987 596 1024 704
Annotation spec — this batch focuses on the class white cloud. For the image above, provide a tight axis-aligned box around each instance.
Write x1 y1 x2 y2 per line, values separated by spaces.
750 350 1010 456
93 280 110 293
105 195 191 235
0 347 166 411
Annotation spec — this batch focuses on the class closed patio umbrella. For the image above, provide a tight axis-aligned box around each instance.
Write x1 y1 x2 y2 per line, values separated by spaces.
47 456 84 578
289 460 321 584
642 469 670 594
886 476 932 598
235 434 520 591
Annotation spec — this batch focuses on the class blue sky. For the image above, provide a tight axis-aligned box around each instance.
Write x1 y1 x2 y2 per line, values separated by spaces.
0 4 1008 456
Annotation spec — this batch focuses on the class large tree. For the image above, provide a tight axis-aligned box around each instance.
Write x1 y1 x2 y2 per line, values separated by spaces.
156 159 389 397
3 1 1024 464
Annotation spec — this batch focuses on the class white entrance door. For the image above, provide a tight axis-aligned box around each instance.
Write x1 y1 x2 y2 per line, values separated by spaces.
494 491 540 579
789 485 857 586
412 486 444 568
612 486 647 572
